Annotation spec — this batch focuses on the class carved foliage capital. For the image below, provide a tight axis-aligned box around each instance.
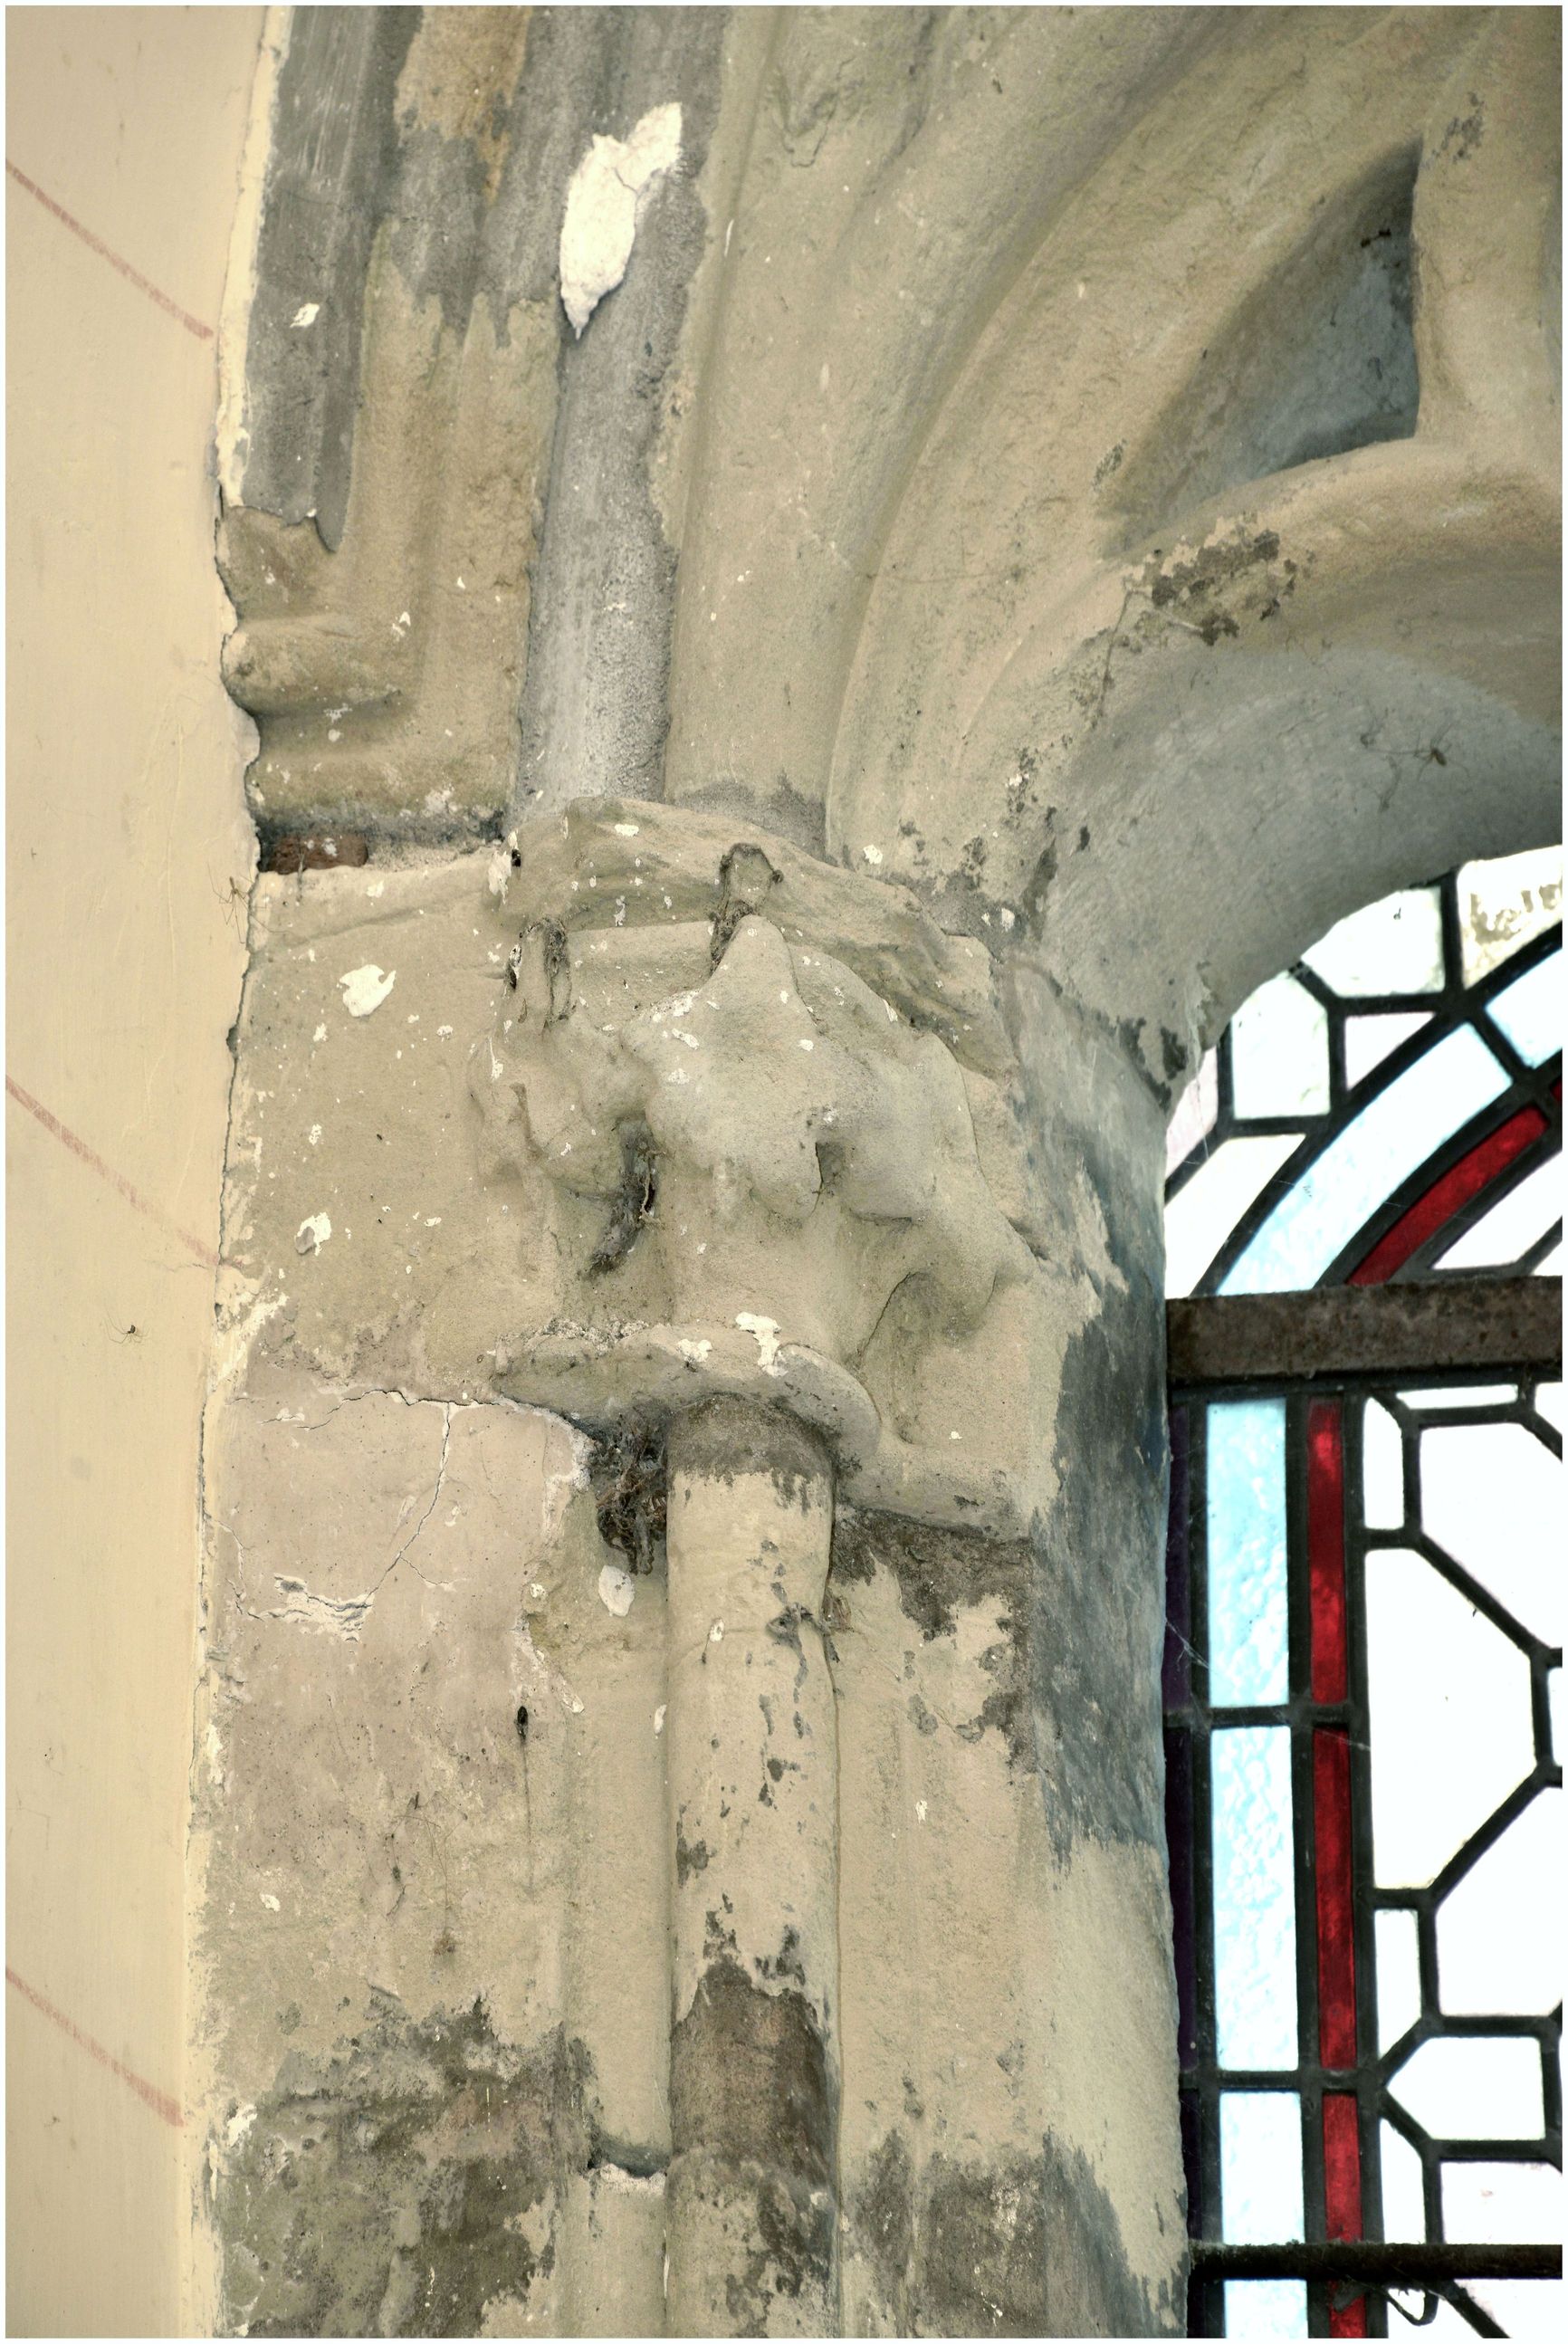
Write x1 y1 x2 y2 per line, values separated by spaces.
474 800 1052 1533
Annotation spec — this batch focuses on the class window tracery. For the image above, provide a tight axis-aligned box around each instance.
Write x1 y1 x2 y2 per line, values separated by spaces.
1164 849 1563 2339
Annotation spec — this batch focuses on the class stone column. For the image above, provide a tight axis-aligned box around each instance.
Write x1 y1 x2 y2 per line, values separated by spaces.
664 1400 839 2335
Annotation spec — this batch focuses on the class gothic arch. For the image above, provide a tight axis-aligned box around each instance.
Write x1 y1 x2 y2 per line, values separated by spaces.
197 12 1559 2336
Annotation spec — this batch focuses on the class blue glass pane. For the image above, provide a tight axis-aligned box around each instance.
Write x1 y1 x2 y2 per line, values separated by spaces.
1484 947 1561 1067
1219 1026 1508 1293
1213 1728 1298 2069
1207 1400 1289 1705
1225 2280 1308 2339
1220 2090 1305 2238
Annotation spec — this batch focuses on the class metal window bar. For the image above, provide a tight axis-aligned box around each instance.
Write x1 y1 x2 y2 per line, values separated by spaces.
1167 1280 1563 2341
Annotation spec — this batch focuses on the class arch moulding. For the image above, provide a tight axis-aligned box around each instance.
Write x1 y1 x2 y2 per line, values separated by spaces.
193 9 1559 2335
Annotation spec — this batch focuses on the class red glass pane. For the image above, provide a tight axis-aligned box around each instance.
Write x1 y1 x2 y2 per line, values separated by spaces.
1315 1727 1357 2069
1348 1101 1547 1285
1323 2092 1366 2337
1307 1400 1347 1704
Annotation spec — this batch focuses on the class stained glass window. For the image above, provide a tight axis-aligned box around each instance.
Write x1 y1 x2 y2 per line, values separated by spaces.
1164 847 1563 2339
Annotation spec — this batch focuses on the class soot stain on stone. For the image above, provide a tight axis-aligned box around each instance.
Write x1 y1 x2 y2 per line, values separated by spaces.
671 1954 833 2190
852 2132 1176 2336
675 1820 712 1884
1146 529 1281 610
1040 2130 1181 2336
1034 1198 1167 1860
213 1995 594 2337
672 1395 830 1507
831 1511 1030 1765
671 1954 837 2328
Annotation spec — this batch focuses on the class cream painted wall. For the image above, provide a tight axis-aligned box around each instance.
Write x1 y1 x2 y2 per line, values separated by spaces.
6 9 263 2331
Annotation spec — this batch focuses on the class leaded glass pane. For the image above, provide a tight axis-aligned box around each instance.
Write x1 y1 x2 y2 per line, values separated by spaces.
1212 1727 1298 2070
1164 857 1562 2336
1301 886 1445 995
1458 847 1564 984
1219 1027 1509 1294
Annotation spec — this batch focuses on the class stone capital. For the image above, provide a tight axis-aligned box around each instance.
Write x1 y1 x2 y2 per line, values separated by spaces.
473 798 1051 1533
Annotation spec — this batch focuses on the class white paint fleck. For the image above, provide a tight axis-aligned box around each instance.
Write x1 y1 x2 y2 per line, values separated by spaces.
654 1704 666 1736
307 1124 322 1146
709 1620 724 1644
437 1024 454 1038
206 1720 225 1790
295 1211 331 1255
862 843 884 866
260 1893 281 1912
226 2102 257 2145
612 821 640 837
678 1337 712 1364
339 963 396 1018
915 1800 929 1824
736 1312 781 1372
290 301 320 329
559 103 683 335
598 1564 636 1617
798 1037 814 1051
312 1022 328 1044
488 841 513 903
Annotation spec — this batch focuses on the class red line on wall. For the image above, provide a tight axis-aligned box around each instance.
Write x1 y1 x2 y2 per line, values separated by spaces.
6 159 215 341
5 1967 185 2129
5 1076 219 1269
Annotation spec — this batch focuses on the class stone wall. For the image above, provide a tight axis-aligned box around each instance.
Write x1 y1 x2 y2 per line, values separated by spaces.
180 5 1562 2334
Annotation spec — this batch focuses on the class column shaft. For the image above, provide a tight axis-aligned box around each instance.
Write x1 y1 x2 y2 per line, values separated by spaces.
663 1399 840 2337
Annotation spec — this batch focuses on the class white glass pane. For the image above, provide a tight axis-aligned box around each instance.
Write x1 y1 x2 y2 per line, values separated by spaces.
1398 1384 1517 1411
1225 2281 1307 2338
1420 1419 1562 1644
1435 1157 1562 1270
1231 974 1331 1117
1343 1009 1432 1087
1442 2158 1563 2244
1166 1048 1219 1174
1535 1381 1563 1434
1220 2091 1304 2239
1437 1790 1563 2015
1390 2035 1544 2140
1213 1728 1298 2069
1376 1908 1421 2052
1388 2291 1502 2337
1380 2120 1428 2240
1363 1399 1404 1529
1304 886 1445 996
1220 1028 1508 1295
1463 2280 1567 2341
1458 847 1563 985
1163 1134 1299 1297
1207 1401 1289 1706
1485 947 1562 1067
1366 1548 1534 1888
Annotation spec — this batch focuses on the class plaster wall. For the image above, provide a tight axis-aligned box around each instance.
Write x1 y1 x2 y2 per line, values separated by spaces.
5 10 262 2331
